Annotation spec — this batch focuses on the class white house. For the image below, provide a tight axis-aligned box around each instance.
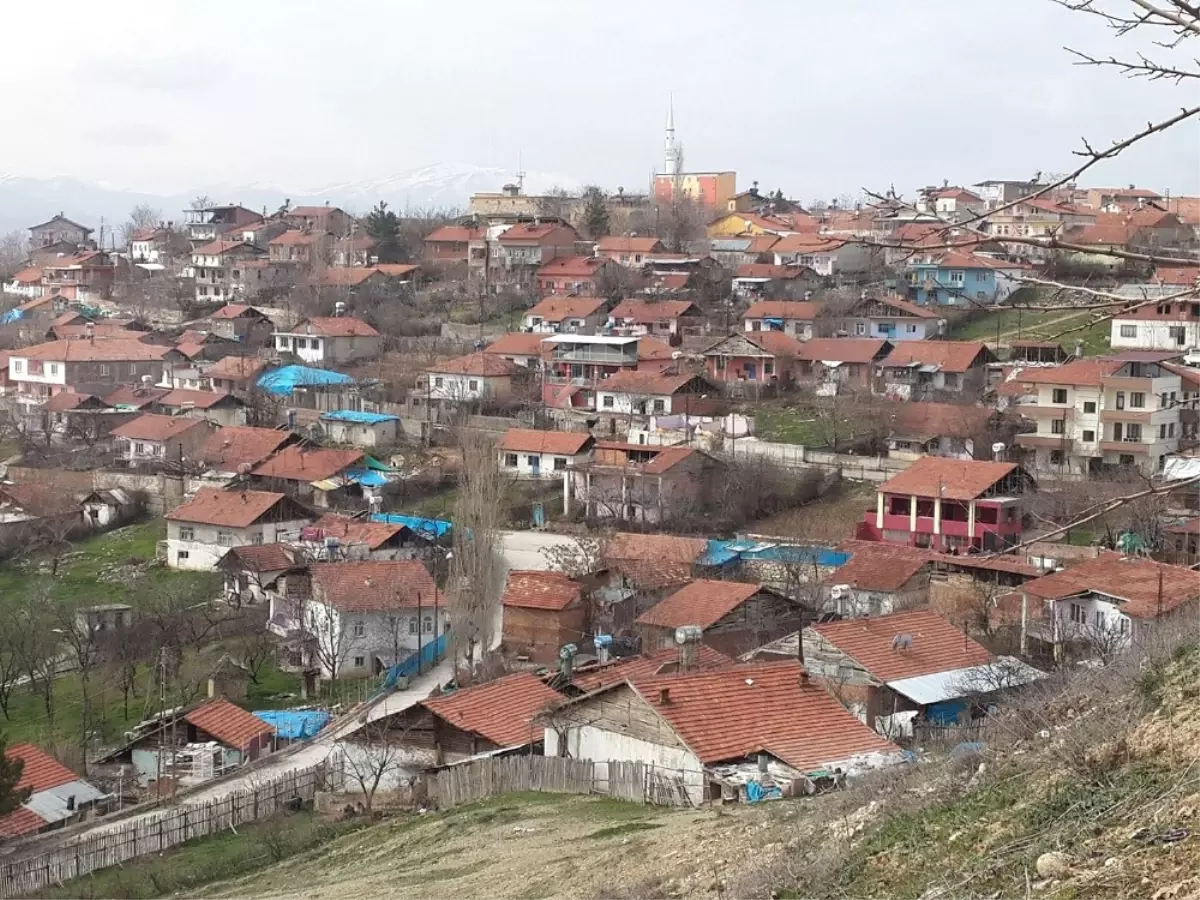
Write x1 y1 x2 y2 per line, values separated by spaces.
273 316 381 366
772 234 877 276
497 428 595 479
1110 300 1200 353
318 410 401 447
306 560 443 679
521 296 607 334
164 488 314 571
836 295 944 342
2 267 44 300
424 352 518 404
595 370 713 417
741 300 818 339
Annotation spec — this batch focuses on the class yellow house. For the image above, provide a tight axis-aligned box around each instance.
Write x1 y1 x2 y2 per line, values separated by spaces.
706 211 803 238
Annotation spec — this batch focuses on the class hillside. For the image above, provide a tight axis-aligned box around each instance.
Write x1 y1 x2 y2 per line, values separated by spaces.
189 639 1199 900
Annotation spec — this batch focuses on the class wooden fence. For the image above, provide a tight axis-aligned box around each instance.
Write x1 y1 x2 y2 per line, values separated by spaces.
429 755 695 810
0 759 340 899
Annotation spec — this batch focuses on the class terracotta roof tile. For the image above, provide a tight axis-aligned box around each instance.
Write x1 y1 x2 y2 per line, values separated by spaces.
886 401 994 440
1011 358 1122 387
111 413 210 443
310 512 411 549
103 385 169 409
642 445 702 474
772 234 847 254
747 330 806 357
375 264 420 278
609 299 697 323
219 543 298 572
40 391 105 413
251 445 363 482
422 672 561 747
870 295 941 319
571 645 733 693
878 456 1021 501
797 338 890 364
310 560 436 612
200 426 291 470
535 255 609 278
158 388 239 410
606 533 708 590
503 570 582 611
742 300 819 321
428 352 519 377
734 263 813 280
828 543 932 592
596 236 665 253
637 336 676 362
0 805 49 838
284 316 379 338
636 579 762 629
498 428 594 456
1018 555 1199 619
484 332 547 358
598 369 703 396
269 229 321 246
880 340 993 373
205 356 268 381
184 698 274 751
498 222 577 244
166 488 298 528
626 660 900 770
317 267 381 287
811 609 993 682
192 240 252 256
209 304 263 320
6 743 81 793
424 224 484 243
17 338 176 363
525 296 607 322
0 483 81 518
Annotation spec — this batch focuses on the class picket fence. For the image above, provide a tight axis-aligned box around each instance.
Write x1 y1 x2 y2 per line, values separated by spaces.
430 755 695 810
0 759 339 899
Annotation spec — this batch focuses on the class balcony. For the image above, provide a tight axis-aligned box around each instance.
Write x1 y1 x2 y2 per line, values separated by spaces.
1103 376 1155 392
1015 433 1075 450
1099 440 1151 454
1022 406 1075 421
1099 408 1154 424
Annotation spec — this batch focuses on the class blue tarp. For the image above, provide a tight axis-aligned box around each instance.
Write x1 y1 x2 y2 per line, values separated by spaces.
253 709 331 740
320 409 399 425
746 780 783 803
926 699 969 726
699 539 849 569
344 467 391 488
370 512 452 538
378 633 447 694
0 308 24 324
257 365 355 396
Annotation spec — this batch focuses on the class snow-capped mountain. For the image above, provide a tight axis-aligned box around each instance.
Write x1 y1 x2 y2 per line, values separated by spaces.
0 163 581 236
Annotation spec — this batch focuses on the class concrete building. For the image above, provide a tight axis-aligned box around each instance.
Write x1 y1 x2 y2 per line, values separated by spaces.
273 317 381 366
165 489 313 571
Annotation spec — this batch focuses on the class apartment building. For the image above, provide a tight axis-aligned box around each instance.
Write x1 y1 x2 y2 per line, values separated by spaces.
1013 355 1184 476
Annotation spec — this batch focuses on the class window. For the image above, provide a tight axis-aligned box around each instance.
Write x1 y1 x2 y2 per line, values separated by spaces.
433 376 444 388
855 322 867 335
554 457 567 470
944 373 960 389
1127 423 1142 441
715 356 727 371
11 360 21 373
1069 602 1085 624
468 379 479 391
353 656 365 668
1120 453 1135 465
763 360 775 376
749 320 760 331
1130 392 1145 408
295 338 307 350
134 442 146 454
602 395 614 408
251 532 263 545
1051 418 1065 435
907 324 918 333
409 618 418 635
217 530 233 546
653 399 666 412
526 455 539 467
1116 391 1125 410
1160 423 1168 439
423 616 433 633
1119 324 1137 338
975 271 987 282
178 526 194 540
1083 401 1096 414
99 364 110 376
1095 610 1104 630
48 363 58 376
177 550 189 562
1168 422 1176 437
948 270 965 283
1118 617 1129 635
504 453 518 467
1082 429 1095 442
1049 449 1063 465
1052 388 1068 404
352 620 365 637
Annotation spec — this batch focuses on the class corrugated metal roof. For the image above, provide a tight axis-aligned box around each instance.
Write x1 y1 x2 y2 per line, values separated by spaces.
320 410 399 424
24 780 107 824
886 657 1045 705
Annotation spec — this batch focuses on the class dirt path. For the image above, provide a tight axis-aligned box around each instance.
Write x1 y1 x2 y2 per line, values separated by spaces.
991 310 1093 347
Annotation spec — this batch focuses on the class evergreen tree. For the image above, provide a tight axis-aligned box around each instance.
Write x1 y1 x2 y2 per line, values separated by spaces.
365 201 403 263
582 186 610 239
0 734 30 819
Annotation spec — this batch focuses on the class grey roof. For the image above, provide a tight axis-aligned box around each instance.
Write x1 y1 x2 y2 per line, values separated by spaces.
24 780 108 825
886 657 1045 705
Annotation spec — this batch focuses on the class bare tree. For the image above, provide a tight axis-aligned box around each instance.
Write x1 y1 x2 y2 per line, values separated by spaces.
306 595 361 686
0 230 28 275
341 719 412 812
120 205 163 249
232 607 276 685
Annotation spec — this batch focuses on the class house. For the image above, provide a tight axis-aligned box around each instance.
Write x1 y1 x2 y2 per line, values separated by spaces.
800 609 1041 735
636 579 806 656
217 542 307 608
110 414 216 467
568 645 733 694
317 410 400 447
0 743 108 838
993 556 1200 662
595 236 666 267
708 235 781 270
40 251 115 304
795 338 892 393
7 337 182 406
330 234 375 268
283 205 353 237
1109 295 1200 353
190 240 267 304
207 304 276 344
249 445 370 508
703 331 805 387
306 559 440 678
204 355 270 393
156 389 246 427
771 234 877 276
103 384 169 412
830 295 943 342
732 264 817 299
183 204 263 244
0 483 83 542
35 391 125 443
594 369 714 417
819 541 933 617
906 251 1029 306
522 296 608 334
424 353 518 405
886 401 1000 460
314 267 386 289
1012 355 1184 476
607 299 700 337
129 226 172 264
543 660 903 805
540 335 642 411
706 211 811 237
858 456 1033 552
878 341 996 399
29 213 93 250
568 444 719 524
497 429 595 479
496 221 580 285
535 255 617 297
384 673 560 763
165 488 314 570
79 489 138 530
303 512 432 561
272 317 381 366
198 425 296 474
502 570 587 663
482 332 547 370
3 266 45 300
422 224 483 269
741 300 818 339
656 170 739 210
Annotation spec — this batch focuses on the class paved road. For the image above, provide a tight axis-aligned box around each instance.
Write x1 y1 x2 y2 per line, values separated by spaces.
499 530 581 572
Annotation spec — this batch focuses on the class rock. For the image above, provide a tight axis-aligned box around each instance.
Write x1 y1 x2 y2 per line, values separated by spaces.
1104 857 1119 868
1036 851 1071 879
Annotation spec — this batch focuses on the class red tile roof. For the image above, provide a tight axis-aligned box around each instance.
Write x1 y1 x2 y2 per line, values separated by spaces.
317 267 381 287
624 660 900 770
311 560 436 612
746 330 806 357
184 698 274 751
879 456 1020 501
111 413 209 443
219 543 297 572
200 426 292 470
734 264 813 280
375 264 420 278
880 340 992 373
285 316 379 338
811 609 993 682
424 224 483 243
269 229 320 246
606 533 708 590
609 299 697 322
596 236 665 254
103 385 169 409
0 806 48 838
167 488 298 528
498 428 593 456
251 445 363 482
571 645 733 693
742 300 819 321
0 483 81 518
193 240 252 256
421 673 561 747
1017 555 1199 619
828 542 932 592
204 355 269 381
503 570 582 611
17 338 176 363
870 295 941 319
1153 266 1200 286
498 222 576 244
484 332 547 358
886 401 995 440
1012 358 1122 387
772 234 847 254
797 338 890 364
310 513 410 549
158 388 238 410
11 266 43 285
6 743 80 793
598 369 703 396
40 391 105 413
636 579 762 629
209 303 265 320
525 296 607 322
642 445 701 474
428 352 519 377
535 255 609 278
638 336 676 362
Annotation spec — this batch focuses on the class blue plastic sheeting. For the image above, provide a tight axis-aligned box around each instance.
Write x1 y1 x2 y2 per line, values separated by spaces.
925 699 969 726
746 780 783 803
258 365 355 396
344 467 390 487
0 308 24 324
320 409 399 425
370 512 452 538
378 633 447 693
253 709 331 740
699 539 849 568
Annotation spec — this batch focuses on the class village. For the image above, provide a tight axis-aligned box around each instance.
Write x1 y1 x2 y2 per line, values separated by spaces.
0 39 1198 900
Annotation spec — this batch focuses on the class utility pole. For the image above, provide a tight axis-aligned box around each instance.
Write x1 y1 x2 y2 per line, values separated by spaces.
155 647 166 797
416 591 423 676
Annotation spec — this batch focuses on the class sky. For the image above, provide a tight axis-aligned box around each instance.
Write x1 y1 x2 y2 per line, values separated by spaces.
2 0 1197 201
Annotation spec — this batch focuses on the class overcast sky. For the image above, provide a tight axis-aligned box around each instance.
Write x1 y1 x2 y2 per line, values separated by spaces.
3 0 1197 200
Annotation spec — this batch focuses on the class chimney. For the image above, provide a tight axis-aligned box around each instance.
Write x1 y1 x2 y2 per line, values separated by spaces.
207 676 216 698
658 687 670 705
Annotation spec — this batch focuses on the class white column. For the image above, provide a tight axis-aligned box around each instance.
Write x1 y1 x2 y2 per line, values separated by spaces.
933 498 942 536
909 495 917 532
875 493 884 530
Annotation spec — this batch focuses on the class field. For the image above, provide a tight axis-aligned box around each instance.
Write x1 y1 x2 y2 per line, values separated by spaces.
946 308 1112 356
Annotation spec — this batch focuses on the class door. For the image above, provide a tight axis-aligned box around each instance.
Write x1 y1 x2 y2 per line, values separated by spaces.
529 455 541 476
746 363 757 381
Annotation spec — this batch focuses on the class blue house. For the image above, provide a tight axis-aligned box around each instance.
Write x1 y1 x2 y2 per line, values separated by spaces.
906 251 1028 307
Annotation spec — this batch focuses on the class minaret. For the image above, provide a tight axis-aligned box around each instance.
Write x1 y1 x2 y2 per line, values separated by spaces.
663 95 683 176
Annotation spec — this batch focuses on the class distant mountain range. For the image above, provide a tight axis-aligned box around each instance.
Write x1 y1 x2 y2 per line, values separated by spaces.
0 163 581 238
